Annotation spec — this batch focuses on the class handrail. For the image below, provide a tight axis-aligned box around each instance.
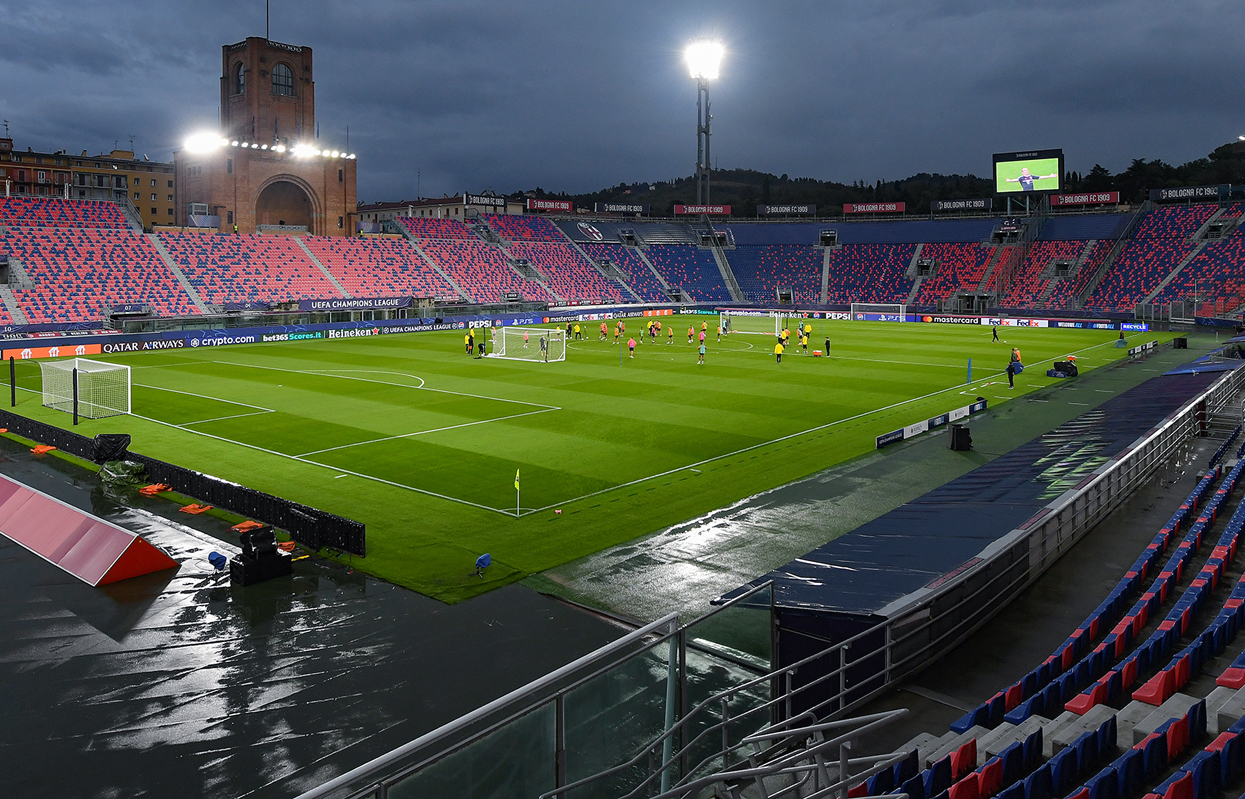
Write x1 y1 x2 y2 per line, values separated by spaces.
294 612 679 799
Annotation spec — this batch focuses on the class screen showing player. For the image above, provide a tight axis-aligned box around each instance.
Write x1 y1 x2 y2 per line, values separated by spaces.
993 150 1063 194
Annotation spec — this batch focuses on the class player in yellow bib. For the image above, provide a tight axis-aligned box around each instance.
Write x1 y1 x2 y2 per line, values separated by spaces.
774 341 784 364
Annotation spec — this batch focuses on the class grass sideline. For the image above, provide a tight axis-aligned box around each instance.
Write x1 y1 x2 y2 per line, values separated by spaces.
5 317 1167 602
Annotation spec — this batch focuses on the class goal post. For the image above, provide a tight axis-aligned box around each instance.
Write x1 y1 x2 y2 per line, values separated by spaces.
488 327 566 362
850 303 908 321
720 310 785 337
40 358 131 418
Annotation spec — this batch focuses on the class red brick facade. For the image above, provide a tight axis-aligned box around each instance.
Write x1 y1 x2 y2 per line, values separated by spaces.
174 37 357 236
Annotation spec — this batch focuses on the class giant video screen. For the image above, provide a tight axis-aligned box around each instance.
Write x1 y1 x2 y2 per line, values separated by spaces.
993 149 1063 194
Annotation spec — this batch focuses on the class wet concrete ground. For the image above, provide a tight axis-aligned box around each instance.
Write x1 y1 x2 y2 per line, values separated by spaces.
0 442 626 799
528 338 1219 622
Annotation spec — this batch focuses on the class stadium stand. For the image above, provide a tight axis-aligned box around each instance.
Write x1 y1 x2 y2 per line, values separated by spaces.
1151 228 1245 309
825 244 917 304
482 214 564 242
2 226 193 322
644 245 732 302
505 241 624 303
0 197 129 229
1084 204 1217 311
727 244 823 304
302 236 458 300
1001 240 1091 308
159 231 343 305
1043 241 1113 310
579 243 668 303
913 243 996 306
417 238 547 302
395 217 478 240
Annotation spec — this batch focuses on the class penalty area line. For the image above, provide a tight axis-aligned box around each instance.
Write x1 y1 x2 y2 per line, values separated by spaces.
295 407 561 457
127 413 515 517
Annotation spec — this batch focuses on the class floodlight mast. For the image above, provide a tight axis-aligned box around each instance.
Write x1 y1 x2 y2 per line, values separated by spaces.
686 40 723 205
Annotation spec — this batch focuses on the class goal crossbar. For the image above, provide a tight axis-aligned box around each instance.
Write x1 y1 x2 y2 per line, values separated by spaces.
488 327 566 362
39 358 131 418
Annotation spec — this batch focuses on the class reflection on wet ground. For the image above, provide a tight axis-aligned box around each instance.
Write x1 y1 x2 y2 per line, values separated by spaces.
530 341 1216 622
0 440 625 799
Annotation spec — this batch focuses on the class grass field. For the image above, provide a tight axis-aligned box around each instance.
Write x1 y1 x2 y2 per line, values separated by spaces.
7 316 1165 602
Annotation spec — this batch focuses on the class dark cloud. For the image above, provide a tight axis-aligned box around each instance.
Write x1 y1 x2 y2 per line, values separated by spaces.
0 0 1239 200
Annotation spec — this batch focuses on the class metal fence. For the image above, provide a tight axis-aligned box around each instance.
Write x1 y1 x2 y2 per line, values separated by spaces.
0 405 365 554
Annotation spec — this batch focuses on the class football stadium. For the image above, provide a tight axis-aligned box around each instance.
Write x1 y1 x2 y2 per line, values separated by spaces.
6 9 1245 799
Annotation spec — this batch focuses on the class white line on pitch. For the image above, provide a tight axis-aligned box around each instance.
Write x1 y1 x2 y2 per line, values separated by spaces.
518 337 1125 516
135 383 275 412
295 407 560 457
182 410 274 425
207 360 560 410
128 413 511 516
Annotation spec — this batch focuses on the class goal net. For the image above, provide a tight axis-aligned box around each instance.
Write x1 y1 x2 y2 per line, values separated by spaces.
489 327 566 362
720 310 785 337
40 358 131 418
850 303 907 321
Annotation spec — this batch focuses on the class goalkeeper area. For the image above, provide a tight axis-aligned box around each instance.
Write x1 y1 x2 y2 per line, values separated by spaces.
6 317 1167 602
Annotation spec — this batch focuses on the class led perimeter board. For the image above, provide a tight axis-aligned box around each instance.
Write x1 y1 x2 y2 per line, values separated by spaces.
993 149 1064 195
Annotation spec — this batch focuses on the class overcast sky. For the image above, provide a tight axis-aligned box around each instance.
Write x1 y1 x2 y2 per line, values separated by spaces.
2 1 1241 202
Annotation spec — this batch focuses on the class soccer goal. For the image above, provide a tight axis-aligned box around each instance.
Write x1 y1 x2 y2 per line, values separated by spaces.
720 310 786 337
850 303 907 321
489 327 566 362
40 358 131 418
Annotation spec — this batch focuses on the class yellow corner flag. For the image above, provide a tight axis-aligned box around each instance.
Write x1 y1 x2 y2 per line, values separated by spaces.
514 469 520 491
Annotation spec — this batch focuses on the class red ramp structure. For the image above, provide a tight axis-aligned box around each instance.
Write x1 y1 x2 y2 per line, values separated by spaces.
0 473 179 585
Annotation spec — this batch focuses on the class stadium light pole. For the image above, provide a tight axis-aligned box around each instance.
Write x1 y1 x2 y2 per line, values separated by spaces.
686 39 724 205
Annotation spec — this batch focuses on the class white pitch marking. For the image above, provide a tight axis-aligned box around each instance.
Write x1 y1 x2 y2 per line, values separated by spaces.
182 410 274 425
295 407 560 457
135 383 275 412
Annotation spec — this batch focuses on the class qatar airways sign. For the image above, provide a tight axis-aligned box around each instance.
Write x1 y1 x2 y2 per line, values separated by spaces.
527 198 573 212
673 205 731 215
1049 192 1119 206
843 202 905 214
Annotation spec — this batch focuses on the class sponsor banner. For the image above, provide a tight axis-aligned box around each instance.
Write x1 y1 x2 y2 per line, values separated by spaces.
843 202 905 214
903 421 929 438
261 332 325 343
875 429 904 448
1049 192 1119 207
326 327 381 340
464 193 506 208
594 202 649 215
1121 322 1149 332
299 297 412 312
673 205 731 215
932 198 992 212
983 317 1049 328
1129 340 1159 357
101 339 186 354
854 312 908 322
949 406 969 422
824 311 850 320
920 314 980 325
527 198 573 212
757 204 816 216
1149 185 1226 202
110 303 147 314
188 333 258 348
926 413 950 429
3 343 102 360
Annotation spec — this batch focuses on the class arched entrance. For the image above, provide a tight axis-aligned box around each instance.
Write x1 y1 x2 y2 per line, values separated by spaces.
255 179 313 230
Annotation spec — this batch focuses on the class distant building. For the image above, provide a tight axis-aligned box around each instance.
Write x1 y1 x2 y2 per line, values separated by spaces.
356 195 524 225
174 36 357 236
0 137 174 228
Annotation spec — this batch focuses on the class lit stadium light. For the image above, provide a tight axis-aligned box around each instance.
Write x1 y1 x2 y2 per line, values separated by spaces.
274 144 287 153
330 150 340 158
251 143 259 149
685 39 724 80
348 154 356 159
291 143 316 157
241 142 249 148
219 137 229 147
260 144 268 149
183 132 224 153
231 140 239 147
1239 135 1245 141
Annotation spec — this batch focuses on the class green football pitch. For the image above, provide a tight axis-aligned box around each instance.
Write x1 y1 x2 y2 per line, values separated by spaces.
7 317 1163 602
